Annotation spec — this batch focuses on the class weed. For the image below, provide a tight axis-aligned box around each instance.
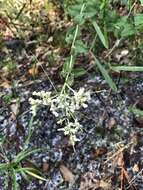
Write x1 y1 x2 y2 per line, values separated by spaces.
0 147 48 189
3 93 13 104
1 57 17 74
62 0 143 85
29 87 91 146
29 0 143 147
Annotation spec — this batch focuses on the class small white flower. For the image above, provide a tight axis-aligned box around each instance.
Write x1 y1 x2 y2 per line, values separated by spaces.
29 87 90 145
57 118 64 124
32 91 38 96
74 88 85 100
82 103 88 108
69 135 79 146
53 111 59 117
73 88 90 109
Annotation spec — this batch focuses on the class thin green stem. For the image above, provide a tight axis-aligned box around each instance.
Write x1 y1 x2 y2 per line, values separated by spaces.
24 115 34 149
61 3 86 94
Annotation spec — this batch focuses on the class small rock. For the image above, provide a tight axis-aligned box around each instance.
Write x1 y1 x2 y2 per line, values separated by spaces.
108 117 116 129
90 146 108 160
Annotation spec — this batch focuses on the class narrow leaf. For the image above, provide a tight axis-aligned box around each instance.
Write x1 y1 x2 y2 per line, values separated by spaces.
0 163 10 170
92 21 108 49
25 170 47 181
14 148 44 164
92 53 117 92
11 169 18 190
72 67 86 77
111 66 143 72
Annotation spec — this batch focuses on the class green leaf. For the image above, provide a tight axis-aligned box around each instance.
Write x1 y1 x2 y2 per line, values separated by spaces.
0 163 9 170
134 13 143 27
92 53 117 92
68 4 82 17
131 108 143 116
16 167 47 181
72 67 86 77
75 40 87 54
74 14 85 24
61 57 75 78
11 169 18 190
13 148 44 164
92 21 108 49
111 66 143 72
121 23 135 37
115 16 135 37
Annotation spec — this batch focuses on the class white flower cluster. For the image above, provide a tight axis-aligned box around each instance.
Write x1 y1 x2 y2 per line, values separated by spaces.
29 91 52 116
29 88 90 145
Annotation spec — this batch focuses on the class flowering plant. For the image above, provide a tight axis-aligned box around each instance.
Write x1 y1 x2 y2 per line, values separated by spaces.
29 87 90 146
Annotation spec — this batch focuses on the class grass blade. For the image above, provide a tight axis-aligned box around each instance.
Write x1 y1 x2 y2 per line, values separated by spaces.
91 53 117 92
11 169 18 190
111 66 143 72
92 21 108 49
13 148 43 164
25 170 47 181
0 163 9 170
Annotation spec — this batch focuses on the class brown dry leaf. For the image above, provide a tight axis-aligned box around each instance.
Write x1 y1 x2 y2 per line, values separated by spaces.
91 146 108 159
60 164 75 184
117 152 124 167
80 172 100 190
100 180 111 190
10 101 19 119
28 65 39 76
132 164 139 173
135 117 143 127
42 162 50 172
136 96 143 109
0 80 11 89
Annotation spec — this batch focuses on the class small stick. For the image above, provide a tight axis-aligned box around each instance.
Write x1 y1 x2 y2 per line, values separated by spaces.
15 3 26 20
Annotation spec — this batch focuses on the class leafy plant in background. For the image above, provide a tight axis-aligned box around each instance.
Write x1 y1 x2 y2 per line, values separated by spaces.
0 147 47 190
1 57 17 75
0 112 48 189
61 0 143 88
0 0 46 37
61 0 119 91
29 0 143 147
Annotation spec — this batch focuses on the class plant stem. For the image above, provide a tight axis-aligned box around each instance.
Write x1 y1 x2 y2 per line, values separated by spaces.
61 3 86 94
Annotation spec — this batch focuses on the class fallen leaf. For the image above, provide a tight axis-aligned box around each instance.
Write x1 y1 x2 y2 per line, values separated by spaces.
90 146 108 159
42 162 49 172
132 164 139 173
80 172 100 190
100 180 111 190
10 101 19 119
136 96 143 110
60 164 75 184
0 80 11 88
28 65 39 76
117 152 124 167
